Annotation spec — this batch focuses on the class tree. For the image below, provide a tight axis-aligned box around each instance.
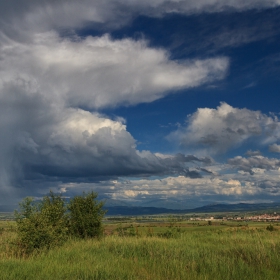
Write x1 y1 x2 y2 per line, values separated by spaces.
14 192 68 254
67 191 106 239
14 191 106 254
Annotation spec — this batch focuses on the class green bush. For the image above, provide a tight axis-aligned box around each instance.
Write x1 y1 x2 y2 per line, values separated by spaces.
14 193 68 254
266 224 275 231
14 191 106 254
67 192 106 239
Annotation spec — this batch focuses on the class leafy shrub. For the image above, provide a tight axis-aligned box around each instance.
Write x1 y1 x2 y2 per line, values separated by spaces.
14 191 106 254
67 192 106 239
14 193 68 254
266 224 275 232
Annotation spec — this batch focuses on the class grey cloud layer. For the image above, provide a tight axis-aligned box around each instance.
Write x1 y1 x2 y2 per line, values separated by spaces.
1 0 280 38
83 157 280 208
60 171 280 209
168 103 280 154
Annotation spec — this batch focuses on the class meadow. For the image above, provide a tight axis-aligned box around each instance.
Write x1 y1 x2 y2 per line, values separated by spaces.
1 217 280 279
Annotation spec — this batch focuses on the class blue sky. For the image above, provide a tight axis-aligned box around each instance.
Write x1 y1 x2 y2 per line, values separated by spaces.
1 1 280 210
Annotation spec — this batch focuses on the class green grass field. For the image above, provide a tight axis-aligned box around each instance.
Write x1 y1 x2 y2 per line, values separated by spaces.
1 220 280 279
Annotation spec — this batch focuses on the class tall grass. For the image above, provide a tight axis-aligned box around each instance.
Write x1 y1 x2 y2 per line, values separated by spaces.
0 221 17 259
1 226 280 279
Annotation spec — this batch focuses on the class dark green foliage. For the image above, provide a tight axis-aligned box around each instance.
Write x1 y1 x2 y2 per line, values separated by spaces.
14 193 68 254
67 192 106 239
266 224 275 231
14 191 105 254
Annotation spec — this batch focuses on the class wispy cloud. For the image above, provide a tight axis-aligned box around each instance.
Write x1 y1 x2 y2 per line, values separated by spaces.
1 0 280 39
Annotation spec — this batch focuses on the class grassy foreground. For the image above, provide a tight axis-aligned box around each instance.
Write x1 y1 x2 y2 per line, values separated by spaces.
1 225 280 280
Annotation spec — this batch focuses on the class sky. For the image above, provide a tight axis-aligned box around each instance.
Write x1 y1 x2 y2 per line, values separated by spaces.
1 0 280 210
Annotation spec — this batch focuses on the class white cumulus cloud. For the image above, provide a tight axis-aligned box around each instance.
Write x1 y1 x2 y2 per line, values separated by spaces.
0 32 229 109
168 102 280 154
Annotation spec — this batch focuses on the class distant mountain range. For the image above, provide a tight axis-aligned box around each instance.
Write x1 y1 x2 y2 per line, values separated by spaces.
102 198 209 210
104 202 280 216
2 201 280 216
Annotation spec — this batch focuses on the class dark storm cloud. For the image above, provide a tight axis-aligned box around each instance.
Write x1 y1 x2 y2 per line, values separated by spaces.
0 81 213 190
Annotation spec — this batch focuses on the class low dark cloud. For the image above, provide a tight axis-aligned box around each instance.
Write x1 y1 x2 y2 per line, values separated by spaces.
228 155 280 174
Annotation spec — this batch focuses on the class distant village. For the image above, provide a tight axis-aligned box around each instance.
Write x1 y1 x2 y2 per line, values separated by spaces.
190 213 280 222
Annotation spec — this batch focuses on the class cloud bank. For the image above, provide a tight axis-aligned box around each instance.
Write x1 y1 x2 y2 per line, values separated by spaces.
56 168 280 209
